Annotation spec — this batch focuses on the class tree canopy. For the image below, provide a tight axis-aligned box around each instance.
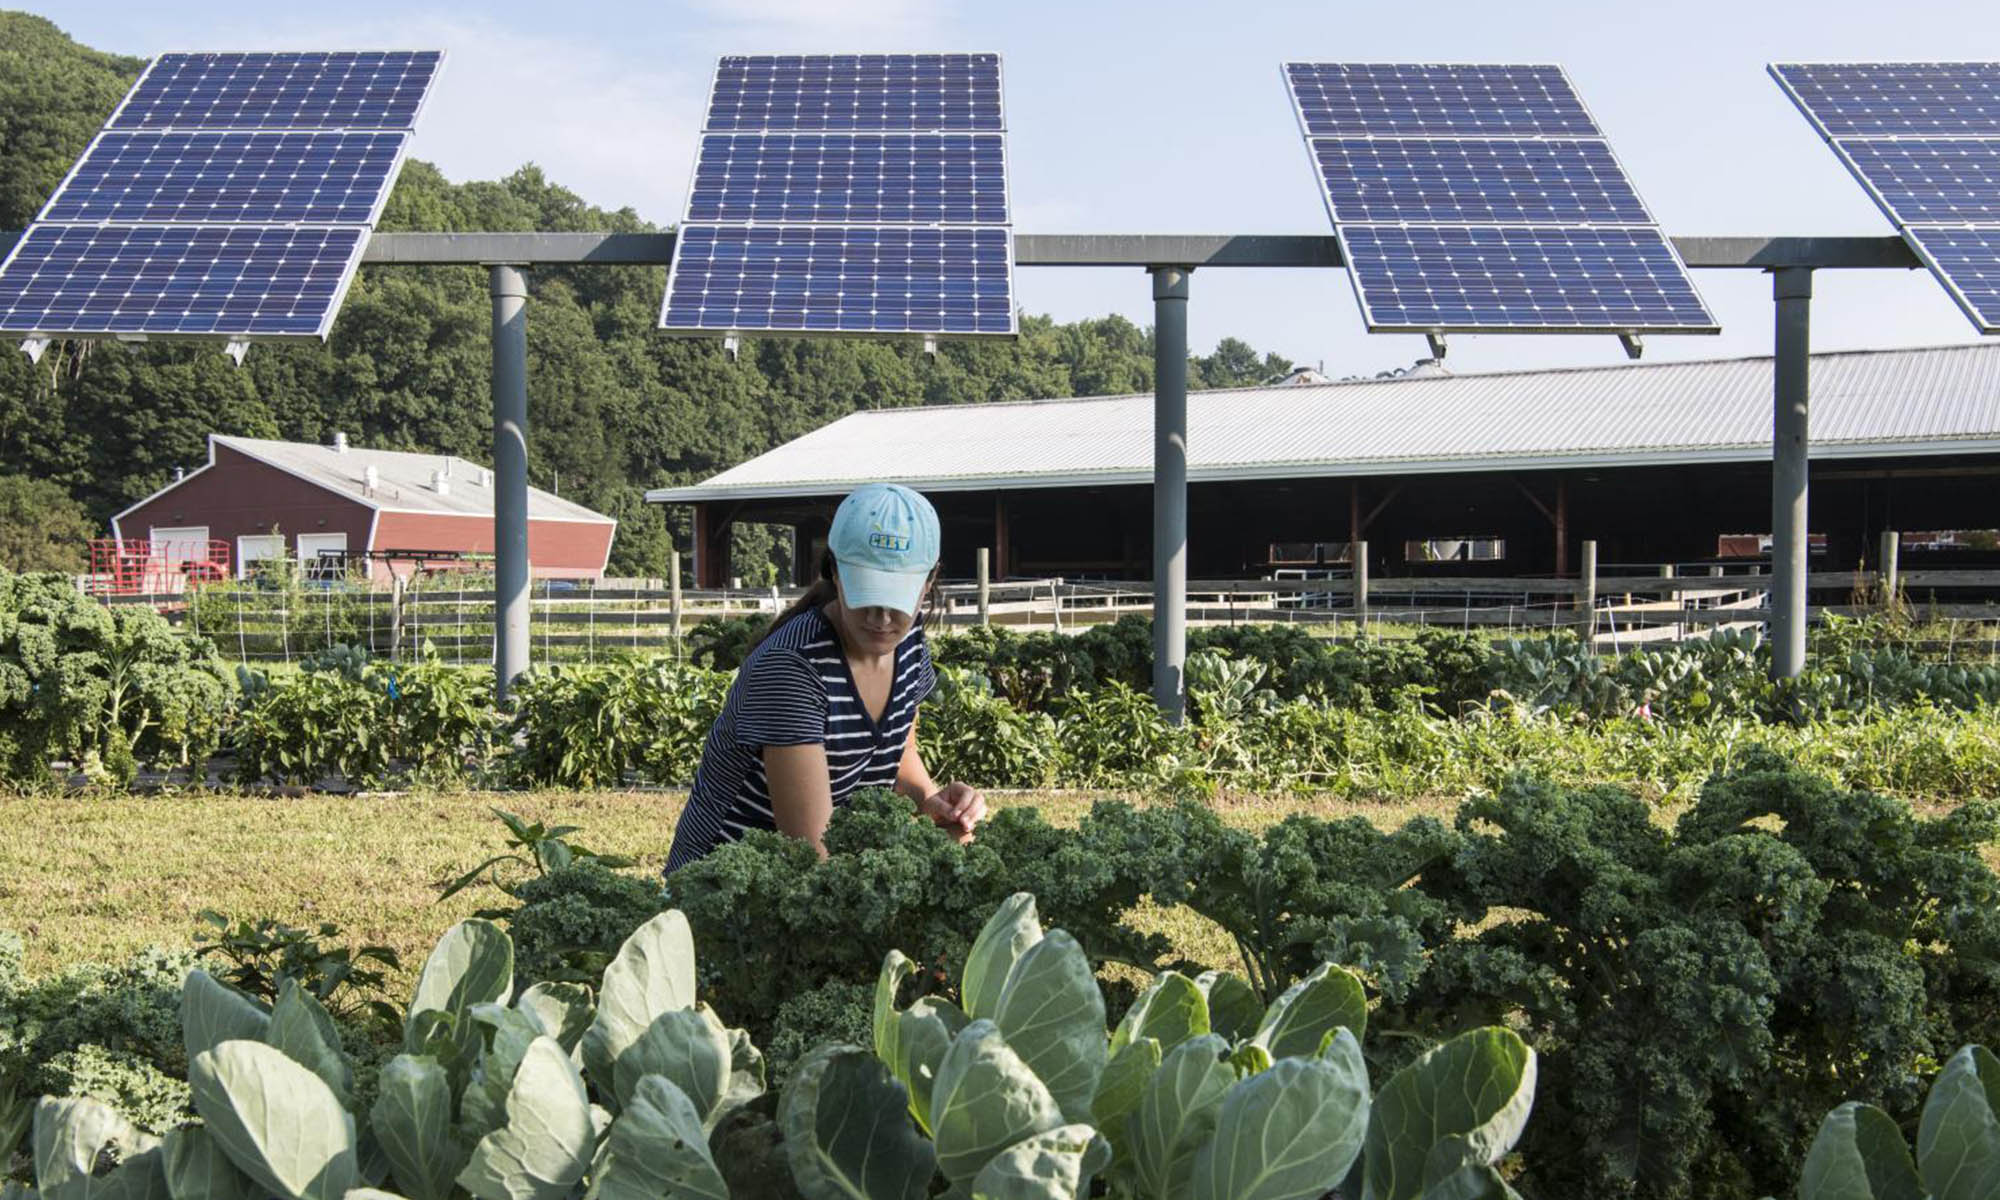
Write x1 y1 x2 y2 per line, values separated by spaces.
0 12 1294 577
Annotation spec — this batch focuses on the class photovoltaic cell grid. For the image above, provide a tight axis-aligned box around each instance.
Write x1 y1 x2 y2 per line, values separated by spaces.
0 50 440 342
1285 62 1716 333
663 53 1016 338
1772 63 2000 332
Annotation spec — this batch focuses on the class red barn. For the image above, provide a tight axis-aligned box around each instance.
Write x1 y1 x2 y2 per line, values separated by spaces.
111 434 616 583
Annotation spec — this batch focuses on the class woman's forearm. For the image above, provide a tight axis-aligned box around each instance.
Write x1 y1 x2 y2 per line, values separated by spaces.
895 712 937 806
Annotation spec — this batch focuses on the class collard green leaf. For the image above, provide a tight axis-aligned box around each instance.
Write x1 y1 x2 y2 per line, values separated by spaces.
721 1022 767 1115
588 1075 728 1200
368 1056 465 1200
874 950 917 1071
181 970 270 1064
459 1005 546 1142
929 1020 1067 1189
1112 973 1210 1058
1193 971 1263 1044
964 894 1042 1023
780 1045 935 1200
515 983 593 1056
269 980 352 1106
991 930 1107 1125
897 997 969 1136
1092 1037 1161 1170
583 911 697 1089
405 921 513 1054
456 1038 594 1200
34 1097 166 1200
970 1124 1111 1200
1192 1039 1371 1200
1132 1035 1235 1200
610 1008 730 1121
1796 1102 1924 1200
1363 1027 1536 1200
1917 1044 2000 1200
1251 963 1366 1062
162 1127 256 1200
189 1041 358 1200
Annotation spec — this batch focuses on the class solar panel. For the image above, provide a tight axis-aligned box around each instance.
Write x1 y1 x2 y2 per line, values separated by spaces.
1769 62 2000 137
1343 226 1713 330
1285 62 1716 335
686 133 1007 225
111 51 442 131
0 49 440 345
706 54 1002 132
0 225 364 337
661 226 1013 335
45 131 405 225
664 53 1016 339
1285 63 1599 138
1774 62 2000 334
1906 228 2000 330
1311 138 1651 224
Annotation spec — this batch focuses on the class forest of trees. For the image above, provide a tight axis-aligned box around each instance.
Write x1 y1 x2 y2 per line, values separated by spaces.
0 12 1295 577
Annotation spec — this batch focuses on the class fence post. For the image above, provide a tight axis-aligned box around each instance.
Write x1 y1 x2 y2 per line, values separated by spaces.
390 574 405 660
977 548 991 627
1879 530 1900 607
1352 540 1369 634
669 553 683 644
1580 539 1598 642
1661 563 1679 641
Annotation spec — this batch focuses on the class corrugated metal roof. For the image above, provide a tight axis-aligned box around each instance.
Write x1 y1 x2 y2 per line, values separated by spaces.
647 341 2000 503
214 436 613 523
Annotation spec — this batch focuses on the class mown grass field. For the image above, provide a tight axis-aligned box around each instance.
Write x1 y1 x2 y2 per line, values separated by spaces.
0 784 1990 991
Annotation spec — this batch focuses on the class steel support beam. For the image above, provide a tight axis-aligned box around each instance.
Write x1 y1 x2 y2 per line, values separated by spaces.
354 231 1924 272
1771 267 1813 680
1151 266 1191 724
489 264 531 700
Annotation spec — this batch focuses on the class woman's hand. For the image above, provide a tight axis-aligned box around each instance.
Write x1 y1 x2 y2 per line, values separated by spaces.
919 781 987 843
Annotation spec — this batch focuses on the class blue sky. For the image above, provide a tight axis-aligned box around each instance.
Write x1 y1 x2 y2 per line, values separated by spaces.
40 0 2000 378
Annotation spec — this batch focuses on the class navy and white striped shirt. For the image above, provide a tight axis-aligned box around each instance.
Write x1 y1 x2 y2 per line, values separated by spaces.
665 606 937 872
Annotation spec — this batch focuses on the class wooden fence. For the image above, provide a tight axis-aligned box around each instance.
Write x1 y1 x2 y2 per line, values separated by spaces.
99 539 2000 662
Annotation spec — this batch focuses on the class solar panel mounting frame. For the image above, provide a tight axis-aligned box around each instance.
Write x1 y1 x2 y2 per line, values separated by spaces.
661 51 1017 342
1770 60 2000 334
1283 60 1718 337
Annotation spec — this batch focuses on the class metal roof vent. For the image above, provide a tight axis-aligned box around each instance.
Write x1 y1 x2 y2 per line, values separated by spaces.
430 469 450 496
332 431 349 453
363 465 379 493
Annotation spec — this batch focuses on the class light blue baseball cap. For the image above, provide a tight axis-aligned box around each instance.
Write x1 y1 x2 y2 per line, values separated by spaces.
828 483 941 616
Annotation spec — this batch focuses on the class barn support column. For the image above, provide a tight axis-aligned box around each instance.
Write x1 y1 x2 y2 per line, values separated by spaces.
993 493 1011 580
692 503 733 589
490 264 530 702
1771 267 1812 680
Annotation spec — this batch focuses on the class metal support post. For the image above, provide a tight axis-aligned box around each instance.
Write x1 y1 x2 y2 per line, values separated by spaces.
490 264 531 700
1580 540 1598 641
1879 529 1900 608
1771 267 1812 679
1352 540 1370 631
976 548 991 626
1150 265 1191 723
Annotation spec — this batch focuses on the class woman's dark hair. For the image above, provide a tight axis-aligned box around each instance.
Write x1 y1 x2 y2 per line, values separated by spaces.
753 549 838 651
750 549 942 652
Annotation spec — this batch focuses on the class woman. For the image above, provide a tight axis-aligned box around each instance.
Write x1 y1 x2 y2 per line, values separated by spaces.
665 483 986 872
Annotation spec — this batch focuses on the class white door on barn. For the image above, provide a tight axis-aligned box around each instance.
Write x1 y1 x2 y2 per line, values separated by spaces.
237 534 284 580
148 525 210 560
295 532 349 582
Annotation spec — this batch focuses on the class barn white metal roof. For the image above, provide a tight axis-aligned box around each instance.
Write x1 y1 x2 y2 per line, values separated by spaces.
647 341 2000 504
207 435 613 522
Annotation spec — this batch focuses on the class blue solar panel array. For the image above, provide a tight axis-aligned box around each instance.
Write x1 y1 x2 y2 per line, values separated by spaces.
0 50 440 343
1773 63 2000 333
1286 62 1715 335
663 53 1015 339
